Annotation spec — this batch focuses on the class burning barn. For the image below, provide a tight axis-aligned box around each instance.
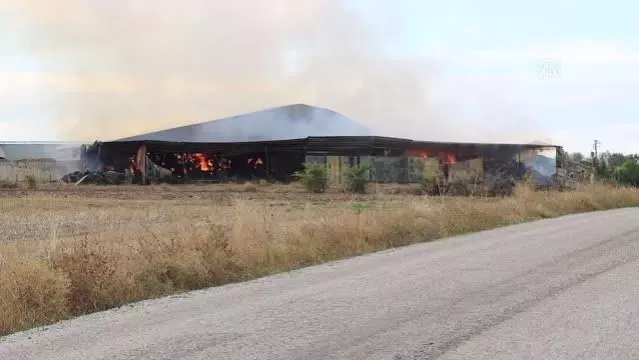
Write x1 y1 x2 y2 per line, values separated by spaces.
82 104 563 186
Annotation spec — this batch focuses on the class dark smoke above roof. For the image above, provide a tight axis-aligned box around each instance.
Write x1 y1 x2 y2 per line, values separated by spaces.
116 104 374 143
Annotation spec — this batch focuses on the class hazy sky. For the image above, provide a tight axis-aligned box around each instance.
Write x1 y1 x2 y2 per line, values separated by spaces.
0 0 637 154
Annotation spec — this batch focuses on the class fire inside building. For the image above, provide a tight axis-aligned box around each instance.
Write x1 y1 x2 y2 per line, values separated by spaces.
81 104 564 187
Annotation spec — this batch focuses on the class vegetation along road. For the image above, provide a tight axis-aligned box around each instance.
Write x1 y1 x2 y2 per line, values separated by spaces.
1 208 638 359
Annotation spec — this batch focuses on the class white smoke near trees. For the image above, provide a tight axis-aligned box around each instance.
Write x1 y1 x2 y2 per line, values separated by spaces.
5 0 553 144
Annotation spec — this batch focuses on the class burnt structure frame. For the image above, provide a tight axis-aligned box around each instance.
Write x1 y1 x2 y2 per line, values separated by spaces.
89 136 562 183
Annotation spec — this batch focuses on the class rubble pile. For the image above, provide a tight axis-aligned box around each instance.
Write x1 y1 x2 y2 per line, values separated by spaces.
61 170 124 185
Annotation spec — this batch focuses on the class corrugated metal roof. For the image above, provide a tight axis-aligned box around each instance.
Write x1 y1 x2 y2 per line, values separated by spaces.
116 104 374 143
99 136 560 158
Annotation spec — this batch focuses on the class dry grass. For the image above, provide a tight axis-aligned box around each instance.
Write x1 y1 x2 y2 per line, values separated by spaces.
1 183 638 336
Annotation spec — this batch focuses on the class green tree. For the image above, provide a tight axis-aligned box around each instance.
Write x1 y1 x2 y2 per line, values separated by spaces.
595 153 611 179
568 152 585 163
612 160 639 187
607 152 629 169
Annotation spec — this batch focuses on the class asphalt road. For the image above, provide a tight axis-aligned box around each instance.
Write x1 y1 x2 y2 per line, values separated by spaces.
2 208 639 360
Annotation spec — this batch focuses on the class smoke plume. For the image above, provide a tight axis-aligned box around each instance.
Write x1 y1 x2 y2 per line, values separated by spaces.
8 0 552 144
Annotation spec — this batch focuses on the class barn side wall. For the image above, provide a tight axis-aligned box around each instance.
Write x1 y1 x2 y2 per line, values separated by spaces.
304 155 484 184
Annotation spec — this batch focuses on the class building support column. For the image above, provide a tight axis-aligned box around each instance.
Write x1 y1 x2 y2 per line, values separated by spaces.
264 145 269 180
135 144 147 185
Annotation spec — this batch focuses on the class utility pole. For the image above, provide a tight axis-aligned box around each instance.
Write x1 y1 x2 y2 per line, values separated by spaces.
592 140 601 166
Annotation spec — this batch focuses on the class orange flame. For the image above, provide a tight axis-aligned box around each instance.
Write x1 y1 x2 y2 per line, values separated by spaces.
443 153 457 164
405 149 457 164
193 153 212 171
248 157 264 167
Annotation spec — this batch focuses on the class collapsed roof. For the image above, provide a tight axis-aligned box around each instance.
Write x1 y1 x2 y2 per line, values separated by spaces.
116 104 374 143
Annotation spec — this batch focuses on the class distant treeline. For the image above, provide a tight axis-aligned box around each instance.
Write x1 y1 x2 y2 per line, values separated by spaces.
566 151 639 187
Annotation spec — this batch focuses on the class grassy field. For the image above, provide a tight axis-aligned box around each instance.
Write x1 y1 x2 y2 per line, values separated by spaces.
1 182 639 336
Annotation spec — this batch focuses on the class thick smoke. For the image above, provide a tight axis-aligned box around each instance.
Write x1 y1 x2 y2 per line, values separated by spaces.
10 0 553 144
519 149 558 185
119 104 375 142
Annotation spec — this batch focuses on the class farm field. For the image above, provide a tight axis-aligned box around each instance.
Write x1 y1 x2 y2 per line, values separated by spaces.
1 182 639 336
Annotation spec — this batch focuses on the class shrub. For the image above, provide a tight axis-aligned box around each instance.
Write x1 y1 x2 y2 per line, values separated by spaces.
0 261 70 334
612 160 639 187
343 163 371 194
445 179 474 196
24 175 38 189
420 176 442 195
294 163 328 193
242 183 258 192
0 180 18 189
521 169 534 185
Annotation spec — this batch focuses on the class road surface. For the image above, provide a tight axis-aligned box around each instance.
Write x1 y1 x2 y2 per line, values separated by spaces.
2 208 639 360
